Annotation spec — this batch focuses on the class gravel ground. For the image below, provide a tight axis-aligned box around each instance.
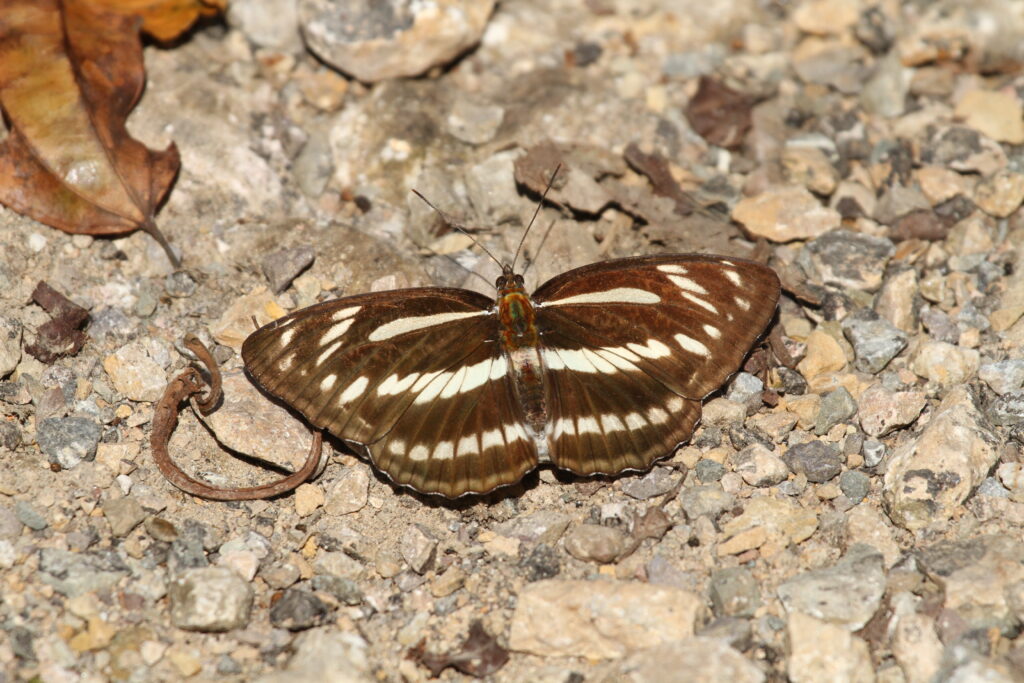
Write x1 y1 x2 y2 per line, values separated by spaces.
3 0 1024 680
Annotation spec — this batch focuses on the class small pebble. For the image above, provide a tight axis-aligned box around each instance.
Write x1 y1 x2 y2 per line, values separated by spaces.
262 245 316 293
15 500 47 530
169 567 253 632
709 567 761 618
839 470 871 504
35 416 101 469
164 271 197 298
695 459 726 483
400 525 437 574
841 309 908 374
563 524 627 564
783 441 843 483
269 588 330 631
102 497 146 537
814 387 858 435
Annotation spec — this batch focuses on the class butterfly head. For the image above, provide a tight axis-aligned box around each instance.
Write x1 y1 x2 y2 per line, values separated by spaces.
495 264 526 296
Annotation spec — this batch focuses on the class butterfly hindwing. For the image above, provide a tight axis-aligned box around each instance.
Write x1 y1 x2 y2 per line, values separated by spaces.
533 255 780 473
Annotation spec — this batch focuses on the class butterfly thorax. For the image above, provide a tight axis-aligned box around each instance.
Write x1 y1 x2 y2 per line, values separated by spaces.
495 267 549 445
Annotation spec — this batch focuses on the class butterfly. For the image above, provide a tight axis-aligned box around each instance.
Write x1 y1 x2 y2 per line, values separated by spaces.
241 247 780 498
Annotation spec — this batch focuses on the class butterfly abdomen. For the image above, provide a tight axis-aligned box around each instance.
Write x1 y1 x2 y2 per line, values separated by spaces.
497 287 550 441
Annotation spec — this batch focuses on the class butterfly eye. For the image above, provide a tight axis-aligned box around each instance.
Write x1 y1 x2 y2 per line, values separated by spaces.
515 274 525 287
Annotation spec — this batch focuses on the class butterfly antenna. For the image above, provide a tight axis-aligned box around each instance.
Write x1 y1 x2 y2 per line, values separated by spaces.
405 226 495 290
520 217 559 278
411 189 503 270
512 163 561 272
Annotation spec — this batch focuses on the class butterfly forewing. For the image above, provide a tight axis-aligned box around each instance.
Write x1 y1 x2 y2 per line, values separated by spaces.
241 287 542 497
533 255 780 474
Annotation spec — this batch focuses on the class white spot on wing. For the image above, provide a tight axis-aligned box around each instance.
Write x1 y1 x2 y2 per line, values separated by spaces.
625 412 645 429
542 287 661 306
681 291 718 314
667 275 708 295
331 306 361 322
627 339 672 359
724 270 742 286
657 264 689 275
378 372 420 396
409 444 429 462
457 434 479 456
439 365 469 400
667 396 685 413
434 441 454 461
674 333 710 357
647 406 669 424
368 310 485 342
415 370 452 404
703 324 721 339
388 440 405 454
279 328 295 347
319 318 354 347
339 376 368 405
601 414 626 433
319 375 337 392
481 429 503 451
594 348 638 371
489 355 508 380
277 354 295 372
316 341 342 366
736 297 751 311
577 416 601 435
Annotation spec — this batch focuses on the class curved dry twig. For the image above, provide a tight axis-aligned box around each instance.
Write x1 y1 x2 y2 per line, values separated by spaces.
150 336 323 501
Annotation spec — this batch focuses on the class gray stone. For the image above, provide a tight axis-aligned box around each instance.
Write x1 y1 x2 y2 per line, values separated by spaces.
979 360 1024 395
293 141 334 199
262 245 316 293
270 588 330 631
613 637 765 683
916 535 1024 633
227 0 303 52
859 384 928 439
38 548 129 597
164 270 197 297
446 97 504 145
0 505 22 539
621 468 680 500
563 524 627 564
494 510 570 546
778 544 886 630
299 0 495 83
814 387 858 435
787 612 874 682
732 444 788 487
0 317 22 379
805 229 895 293
464 151 521 224
921 305 959 344
783 441 843 483
102 497 146 537
400 524 437 574
842 309 908 373
680 485 734 520
254 629 370 683
169 567 254 632
725 372 764 412
310 574 363 605
839 470 871 504
987 390 1024 426
862 439 886 467
14 501 47 530
884 386 1000 530
695 459 726 483
35 416 101 469
0 421 19 451
710 566 762 618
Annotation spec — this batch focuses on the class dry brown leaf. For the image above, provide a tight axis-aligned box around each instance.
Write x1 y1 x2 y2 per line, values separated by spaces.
0 0 181 265
88 0 227 42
